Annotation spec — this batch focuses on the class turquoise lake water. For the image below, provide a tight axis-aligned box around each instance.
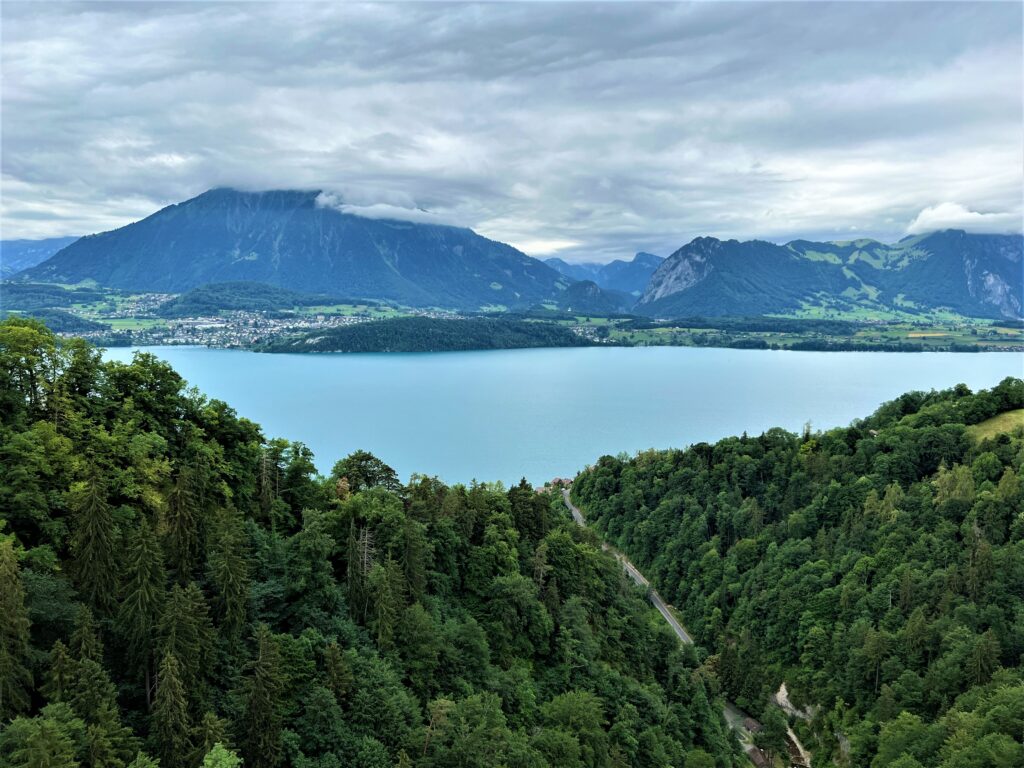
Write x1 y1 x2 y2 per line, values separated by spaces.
102 346 1023 485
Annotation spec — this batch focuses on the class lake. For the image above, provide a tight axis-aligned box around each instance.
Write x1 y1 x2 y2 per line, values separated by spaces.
102 346 1023 485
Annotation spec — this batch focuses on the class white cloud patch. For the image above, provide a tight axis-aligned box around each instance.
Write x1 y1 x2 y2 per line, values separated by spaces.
906 202 1022 235
315 193 464 228
1 2 1021 256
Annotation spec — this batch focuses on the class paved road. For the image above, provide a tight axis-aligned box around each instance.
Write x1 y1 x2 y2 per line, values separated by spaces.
562 489 811 767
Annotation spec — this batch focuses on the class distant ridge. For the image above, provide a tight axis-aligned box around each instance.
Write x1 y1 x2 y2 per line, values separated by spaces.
637 230 1023 319
1 236 79 278
545 251 663 296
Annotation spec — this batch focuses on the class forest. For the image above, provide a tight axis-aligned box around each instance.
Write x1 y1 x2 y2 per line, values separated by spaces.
0 317 739 768
261 317 595 353
571 377 1024 767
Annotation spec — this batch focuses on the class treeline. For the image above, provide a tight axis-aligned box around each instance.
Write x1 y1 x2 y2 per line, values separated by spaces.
1 282 107 311
571 378 1024 767
156 282 356 318
622 317 861 336
0 317 738 768
0 308 109 333
262 316 597 353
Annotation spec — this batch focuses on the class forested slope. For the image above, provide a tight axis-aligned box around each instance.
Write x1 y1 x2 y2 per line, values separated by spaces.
571 378 1024 767
0 318 738 768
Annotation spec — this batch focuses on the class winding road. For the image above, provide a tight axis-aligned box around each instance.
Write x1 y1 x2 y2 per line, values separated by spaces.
562 488 810 767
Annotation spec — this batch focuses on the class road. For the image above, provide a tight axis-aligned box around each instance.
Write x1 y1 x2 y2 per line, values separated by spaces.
562 488 811 767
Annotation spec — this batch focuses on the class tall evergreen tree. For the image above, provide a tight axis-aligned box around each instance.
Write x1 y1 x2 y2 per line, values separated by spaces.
117 516 167 709
163 467 200 580
68 472 118 613
239 624 284 768
69 606 103 663
158 582 214 697
43 640 75 704
0 538 33 718
206 506 249 638
151 652 192 768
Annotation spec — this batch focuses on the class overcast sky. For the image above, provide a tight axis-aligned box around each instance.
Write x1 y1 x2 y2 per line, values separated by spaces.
2 1 1022 262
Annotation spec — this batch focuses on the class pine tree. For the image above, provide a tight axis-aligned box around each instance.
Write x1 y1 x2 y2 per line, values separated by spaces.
0 538 33 718
151 652 192 768
206 507 249 639
163 467 201 580
68 472 118 613
367 556 405 652
190 712 230 767
324 641 353 704
117 517 167 709
43 639 75 704
239 624 284 768
158 582 214 697
9 715 80 768
69 605 103 663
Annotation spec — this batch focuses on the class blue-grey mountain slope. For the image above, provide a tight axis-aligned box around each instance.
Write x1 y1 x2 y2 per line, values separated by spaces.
22 189 571 310
1 236 80 278
545 251 663 295
638 231 1023 318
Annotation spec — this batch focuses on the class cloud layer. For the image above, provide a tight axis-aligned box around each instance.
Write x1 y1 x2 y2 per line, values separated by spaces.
2 2 1021 261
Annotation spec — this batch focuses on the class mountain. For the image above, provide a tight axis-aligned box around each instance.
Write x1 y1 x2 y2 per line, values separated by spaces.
545 251 663 295
0 236 79 278
638 231 1023 318
557 280 632 314
21 189 571 310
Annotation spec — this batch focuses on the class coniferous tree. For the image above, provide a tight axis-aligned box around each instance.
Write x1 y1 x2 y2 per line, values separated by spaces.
151 652 192 768
117 516 166 708
69 606 103 663
190 712 230 766
68 472 118 613
158 582 214 697
0 538 33 719
206 506 249 638
163 468 200 580
239 624 284 768
43 639 75 704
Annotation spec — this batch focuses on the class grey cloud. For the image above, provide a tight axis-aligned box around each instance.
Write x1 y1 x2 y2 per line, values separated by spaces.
1 1 1021 262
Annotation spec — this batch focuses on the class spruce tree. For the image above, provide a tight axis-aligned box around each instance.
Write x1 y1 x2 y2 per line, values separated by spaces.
158 582 214 697
68 472 118 613
43 639 75 704
116 517 166 707
206 507 249 639
163 468 200 580
0 538 33 718
151 652 192 768
239 624 284 768
69 606 103 663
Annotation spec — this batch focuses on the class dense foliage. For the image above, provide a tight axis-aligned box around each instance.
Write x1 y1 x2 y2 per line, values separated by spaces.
263 317 596 353
1 283 106 311
155 283 350 318
0 318 739 768
572 378 1024 767
0 309 109 333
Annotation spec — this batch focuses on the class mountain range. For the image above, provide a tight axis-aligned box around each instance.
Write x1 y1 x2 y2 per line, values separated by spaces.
544 251 663 295
19 189 571 310
639 230 1023 318
0 236 79 278
10 188 1023 319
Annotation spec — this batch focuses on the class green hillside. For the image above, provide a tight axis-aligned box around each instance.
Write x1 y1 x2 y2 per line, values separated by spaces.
571 377 1024 767
0 317 740 768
